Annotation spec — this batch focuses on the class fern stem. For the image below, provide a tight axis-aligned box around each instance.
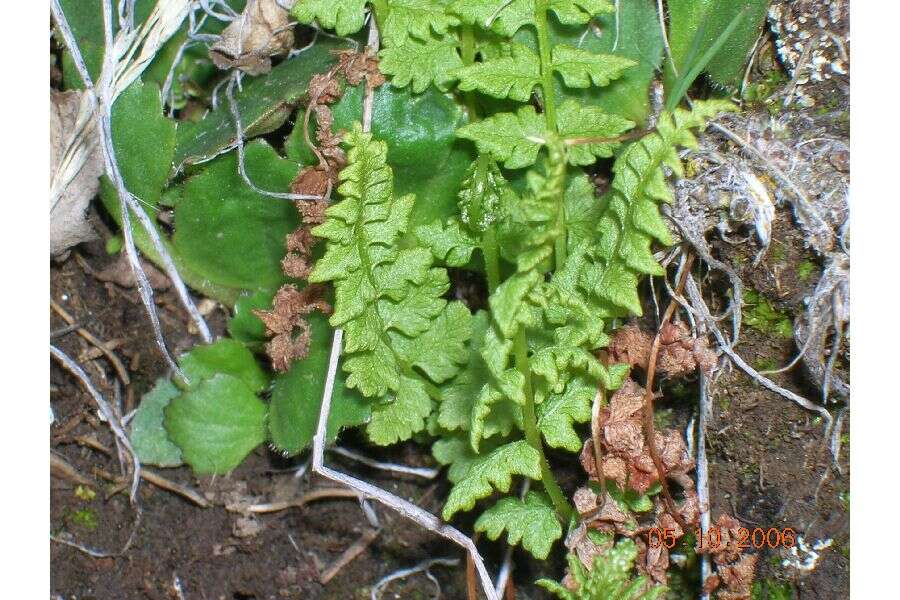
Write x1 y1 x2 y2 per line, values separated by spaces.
534 2 557 129
482 227 502 295
534 4 568 271
459 25 481 120
514 329 574 521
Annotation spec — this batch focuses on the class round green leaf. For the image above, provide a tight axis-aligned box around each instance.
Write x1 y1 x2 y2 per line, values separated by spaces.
164 374 267 475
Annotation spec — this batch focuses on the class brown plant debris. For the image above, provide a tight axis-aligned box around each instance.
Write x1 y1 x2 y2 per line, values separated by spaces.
609 322 717 378
335 50 386 89
253 284 331 372
700 515 759 600
580 379 695 495
209 0 293 75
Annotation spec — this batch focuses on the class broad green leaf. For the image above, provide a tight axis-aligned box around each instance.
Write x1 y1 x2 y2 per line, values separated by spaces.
172 140 301 291
289 83 472 228
379 36 464 93
665 0 769 90
551 45 635 88
549 0 614 25
178 339 269 393
129 378 183 467
442 440 541 519
57 0 103 88
456 107 547 169
383 0 461 46
450 0 535 37
455 43 541 102
557 100 634 166
475 491 562 559
110 80 176 210
174 37 346 168
227 289 276 349
537 375 594 451
98 178 244 306
291 0 368 36
164 374 267 474
269 313 371 456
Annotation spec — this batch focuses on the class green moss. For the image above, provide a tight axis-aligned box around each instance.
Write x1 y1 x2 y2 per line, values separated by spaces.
752 579 796 600
744 289 793 339
654 408 674 430
797 260 816 281
754 357 778 372
68 508 98 531
74 485 96 501
769 243 787 263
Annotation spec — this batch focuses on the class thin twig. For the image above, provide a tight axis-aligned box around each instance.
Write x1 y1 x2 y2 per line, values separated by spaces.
50 299 131 386
50 452 95 487
371 558 459 600
141 469 210 508
225 72 326 201
319 527 380 584
330 446 439 479
52 0 212 374
246 488 361 513
312 330 500 600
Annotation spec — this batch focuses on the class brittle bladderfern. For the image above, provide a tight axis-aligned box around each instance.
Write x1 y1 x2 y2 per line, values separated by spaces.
296 0 734 565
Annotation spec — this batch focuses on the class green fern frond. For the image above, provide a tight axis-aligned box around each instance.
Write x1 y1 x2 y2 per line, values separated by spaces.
309 124 472 444
537 538 667 600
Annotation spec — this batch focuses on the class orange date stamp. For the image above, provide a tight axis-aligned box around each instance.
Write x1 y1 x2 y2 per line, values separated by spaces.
646 526 797 550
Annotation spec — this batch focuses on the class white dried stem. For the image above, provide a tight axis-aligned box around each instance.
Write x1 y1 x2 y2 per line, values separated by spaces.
708 121 834 255
697 372 712 600
329 446 439 480
312 330 500 600
50 343 141 503
371 557 459 600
